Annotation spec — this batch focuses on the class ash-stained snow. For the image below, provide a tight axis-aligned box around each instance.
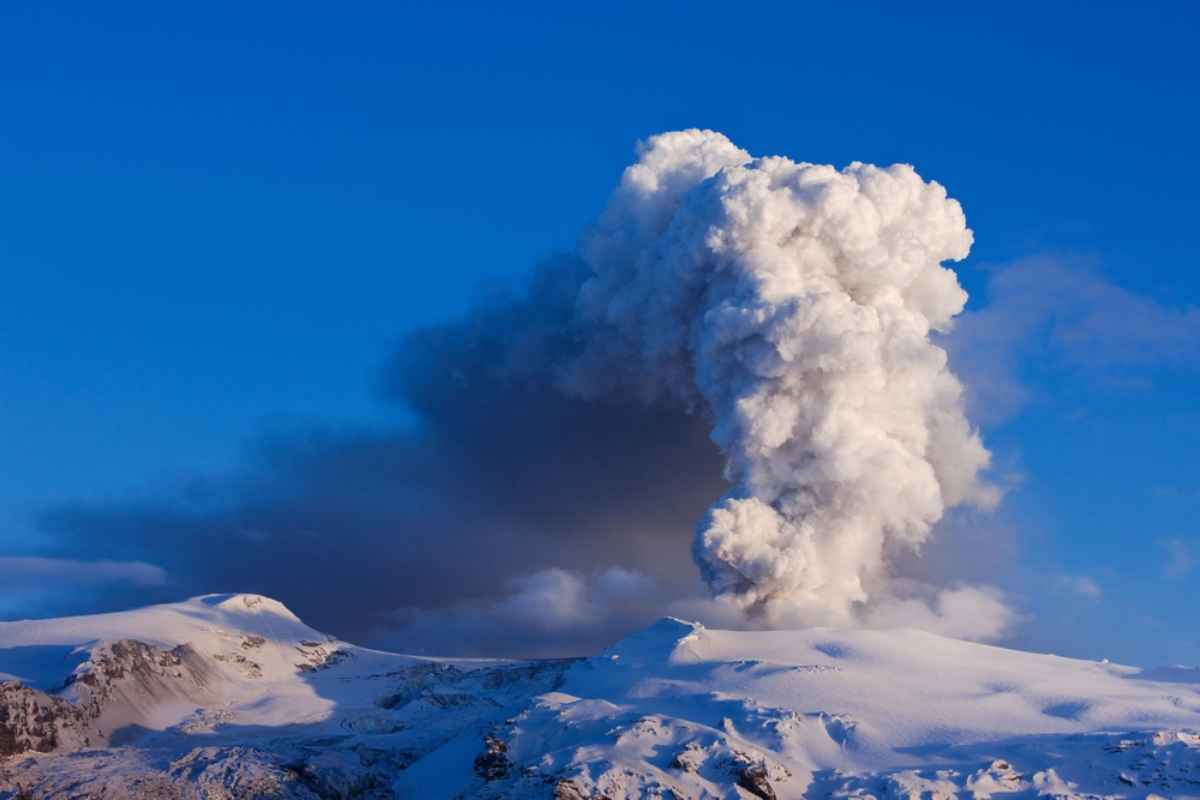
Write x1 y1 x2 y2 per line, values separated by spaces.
1 597 1198 798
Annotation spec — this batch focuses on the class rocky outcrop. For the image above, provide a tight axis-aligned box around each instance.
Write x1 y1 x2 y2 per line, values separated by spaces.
295 641 351 673
551 779 590 800
6 602 1194 799
1 744 386 799
0 680 92 756
68 640 216 699
374 663 465 709
0 643 579 798
472 734 510 780
736 763 776 800
0 639 218 758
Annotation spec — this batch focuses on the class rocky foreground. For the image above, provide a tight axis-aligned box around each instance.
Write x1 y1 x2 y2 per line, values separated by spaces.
1 594 1198 798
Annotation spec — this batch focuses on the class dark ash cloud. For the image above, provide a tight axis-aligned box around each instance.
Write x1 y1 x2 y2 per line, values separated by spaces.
27 251 1197 656
32 258 727 653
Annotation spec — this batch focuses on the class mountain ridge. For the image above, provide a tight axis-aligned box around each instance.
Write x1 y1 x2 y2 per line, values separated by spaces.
1 595 1198 798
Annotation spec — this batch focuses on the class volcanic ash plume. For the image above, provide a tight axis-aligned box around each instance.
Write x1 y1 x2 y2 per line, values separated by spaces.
569 130 998 626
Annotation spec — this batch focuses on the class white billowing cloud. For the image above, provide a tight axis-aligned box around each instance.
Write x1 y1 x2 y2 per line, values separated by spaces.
665 580 1015 643
863 584 1017 642
490 567 657 632
491 568 596 631
1162 538 1197 579
567 130 998 629
377 566 668 658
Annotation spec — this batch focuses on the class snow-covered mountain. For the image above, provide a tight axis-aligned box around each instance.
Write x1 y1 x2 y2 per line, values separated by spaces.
1 595 1198 798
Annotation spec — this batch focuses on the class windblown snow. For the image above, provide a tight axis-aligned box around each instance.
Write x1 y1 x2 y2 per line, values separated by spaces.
1 595 1197 798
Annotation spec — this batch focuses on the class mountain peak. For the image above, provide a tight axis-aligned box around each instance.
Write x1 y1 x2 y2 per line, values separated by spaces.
595 616 704 668
198 593 302 623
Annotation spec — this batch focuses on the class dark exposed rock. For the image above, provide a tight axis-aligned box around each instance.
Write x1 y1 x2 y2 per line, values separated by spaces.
295 644 352 673
472 734 510 780
0 681 85 757
668 742 704 772
284 750 392 799
474 659 577 693
552 780 591 800
213 652 264 678
736 763 776 800
424 691 490 709
374 663 465 710
0 640 216 759
351 744 423 771
371 660 572 714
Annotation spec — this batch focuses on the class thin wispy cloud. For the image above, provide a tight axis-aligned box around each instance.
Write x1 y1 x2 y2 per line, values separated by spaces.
0 556 166 588
946 256 1200 424
1162 538 1197 579
1056 573 1104 601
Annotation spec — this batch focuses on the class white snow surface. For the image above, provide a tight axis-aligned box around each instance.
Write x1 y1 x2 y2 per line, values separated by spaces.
1 595 1198 798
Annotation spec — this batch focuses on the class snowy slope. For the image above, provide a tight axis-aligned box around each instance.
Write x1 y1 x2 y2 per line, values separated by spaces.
0 593 430 739
479 618 1200 798
1 597 1198 798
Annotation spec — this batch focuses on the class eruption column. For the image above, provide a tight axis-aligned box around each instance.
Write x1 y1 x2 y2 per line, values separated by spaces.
570 130 996 625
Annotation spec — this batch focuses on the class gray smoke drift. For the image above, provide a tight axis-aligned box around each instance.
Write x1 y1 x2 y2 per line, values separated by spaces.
566 130 998 626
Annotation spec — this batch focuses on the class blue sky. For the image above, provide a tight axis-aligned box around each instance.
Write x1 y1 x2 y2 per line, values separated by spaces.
2 2 1197 663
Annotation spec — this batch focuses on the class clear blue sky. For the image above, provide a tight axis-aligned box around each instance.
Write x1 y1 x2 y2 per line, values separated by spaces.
2 2 1197 663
